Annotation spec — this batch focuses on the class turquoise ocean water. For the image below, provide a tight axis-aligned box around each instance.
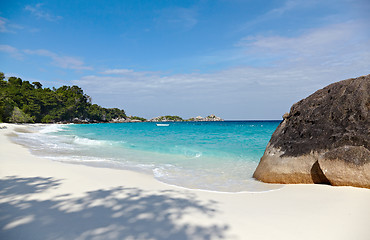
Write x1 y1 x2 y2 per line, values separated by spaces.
12 121 282 192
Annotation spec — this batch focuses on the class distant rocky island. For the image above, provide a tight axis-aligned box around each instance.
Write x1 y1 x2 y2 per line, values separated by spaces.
253 74 370 189
111 114 224 123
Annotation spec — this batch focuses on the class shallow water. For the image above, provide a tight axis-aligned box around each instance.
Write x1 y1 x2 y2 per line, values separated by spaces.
11 121 283 192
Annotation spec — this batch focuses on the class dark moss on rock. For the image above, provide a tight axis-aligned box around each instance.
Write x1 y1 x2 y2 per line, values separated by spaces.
322 146 370 166
270 75 369 157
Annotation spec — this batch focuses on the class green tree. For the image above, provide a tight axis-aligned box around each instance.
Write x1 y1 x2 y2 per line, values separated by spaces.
0 72 127 123
32 82 43 89
0 72 5 81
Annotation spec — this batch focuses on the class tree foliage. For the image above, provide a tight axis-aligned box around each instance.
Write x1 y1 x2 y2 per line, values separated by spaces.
0 72 126 123
156 115 183 121
130 116 147 121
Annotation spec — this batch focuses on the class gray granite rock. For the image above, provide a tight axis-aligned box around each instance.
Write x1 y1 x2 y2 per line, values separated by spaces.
318 146 370 188
253 74 370 188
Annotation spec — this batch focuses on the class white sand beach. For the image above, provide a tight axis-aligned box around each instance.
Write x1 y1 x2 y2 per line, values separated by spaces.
1 123 369 240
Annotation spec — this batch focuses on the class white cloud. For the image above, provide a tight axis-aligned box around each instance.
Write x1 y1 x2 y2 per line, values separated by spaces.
101 69 135 75
237 0 315 32
265 0 322 17
241 22 357 52
172 7 198 30
237 21 370 69
0 17 9 32
1 45 92 70
25 3 62 22
155 7 198 31
0 17 24 33
0 44 24 60
0 16 40 34
24 49 93 70
73 21 369 119
101 68 162 77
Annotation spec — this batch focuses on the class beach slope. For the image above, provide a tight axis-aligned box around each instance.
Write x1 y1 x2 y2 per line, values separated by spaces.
1 124 369 240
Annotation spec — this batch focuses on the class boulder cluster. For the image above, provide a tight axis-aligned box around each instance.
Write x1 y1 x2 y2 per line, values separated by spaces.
71 114 224 123
149 114 224 122
70 117 129 124
187 114 224 122
253 74 370 188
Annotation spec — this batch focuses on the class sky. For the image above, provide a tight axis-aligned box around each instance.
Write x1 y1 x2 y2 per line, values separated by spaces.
1 0 369 120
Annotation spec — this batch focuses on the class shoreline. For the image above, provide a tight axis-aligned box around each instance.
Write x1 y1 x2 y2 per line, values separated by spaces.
8 122 281 193
1 123 369 239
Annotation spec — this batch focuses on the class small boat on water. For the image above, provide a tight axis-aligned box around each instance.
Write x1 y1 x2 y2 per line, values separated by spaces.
156 123 170 127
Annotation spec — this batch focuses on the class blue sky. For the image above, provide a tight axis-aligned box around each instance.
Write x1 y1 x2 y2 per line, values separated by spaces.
1 0 369 119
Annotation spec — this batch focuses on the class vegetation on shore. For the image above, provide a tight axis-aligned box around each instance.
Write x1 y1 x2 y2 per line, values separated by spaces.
148 114 223 122
0 72 223 123
150 115 184 122
0 72 126 123
128 116 147 122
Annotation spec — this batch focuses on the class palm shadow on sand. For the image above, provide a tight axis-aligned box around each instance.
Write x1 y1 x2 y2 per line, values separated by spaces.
0 176 229 240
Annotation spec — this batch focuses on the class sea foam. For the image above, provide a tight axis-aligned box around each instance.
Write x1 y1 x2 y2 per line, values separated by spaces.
39 124 66 133
73 136 107 146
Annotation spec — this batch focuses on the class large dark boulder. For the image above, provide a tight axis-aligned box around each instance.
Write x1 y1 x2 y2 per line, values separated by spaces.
253 74 370 188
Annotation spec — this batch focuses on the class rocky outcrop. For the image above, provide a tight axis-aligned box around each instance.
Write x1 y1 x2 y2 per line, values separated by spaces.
110 117 127 123
149 116 183 122
72 118 90 124
188 114 224 122
149 114 224 122
253 74 370 188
